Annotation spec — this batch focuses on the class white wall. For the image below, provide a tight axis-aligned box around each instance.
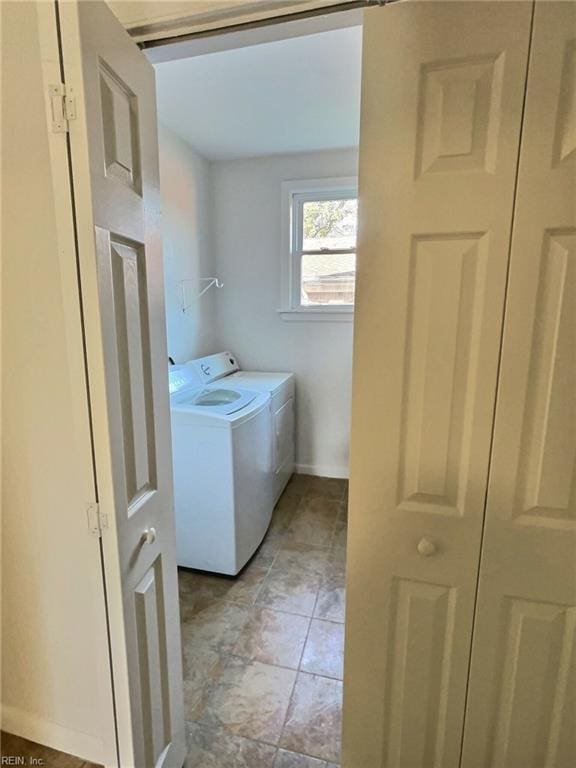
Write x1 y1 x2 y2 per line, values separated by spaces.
157 134 358 476
159 124 216 362
211 149 358 477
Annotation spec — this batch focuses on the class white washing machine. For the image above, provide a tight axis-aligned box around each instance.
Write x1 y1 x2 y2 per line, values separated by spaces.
169 363 272 575
186 352 295 504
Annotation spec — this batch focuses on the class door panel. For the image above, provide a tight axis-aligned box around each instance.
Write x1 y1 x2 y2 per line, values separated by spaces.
515 229 575 528
134 561 173 766
384 578 457 767
104 231 157 508
398 232 489 518
461 4 576 766
343 3 533 767
488 598 576 768
58 2 186 766
415 54 505 177
99 62 142 192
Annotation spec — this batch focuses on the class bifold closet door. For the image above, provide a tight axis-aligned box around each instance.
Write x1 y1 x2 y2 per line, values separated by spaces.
343 2 532 767
461 3 576 766
57 1 186 766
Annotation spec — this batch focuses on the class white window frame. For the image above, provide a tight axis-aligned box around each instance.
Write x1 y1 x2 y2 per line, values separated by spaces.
279 176 358 322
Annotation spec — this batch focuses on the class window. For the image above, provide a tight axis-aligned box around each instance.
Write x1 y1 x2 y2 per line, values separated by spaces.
280 177 358 320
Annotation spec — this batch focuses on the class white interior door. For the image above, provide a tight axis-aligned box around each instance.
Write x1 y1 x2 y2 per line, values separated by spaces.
461 3 576 766
343 3 533 766
57 2 186 766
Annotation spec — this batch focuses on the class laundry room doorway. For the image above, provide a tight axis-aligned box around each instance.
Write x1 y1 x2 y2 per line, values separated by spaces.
22 1 575 767
148 9 362 765
46 0 363 765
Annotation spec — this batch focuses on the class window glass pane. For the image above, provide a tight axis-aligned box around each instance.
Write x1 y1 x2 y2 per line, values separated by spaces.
301 253 356 306
302 198 357 251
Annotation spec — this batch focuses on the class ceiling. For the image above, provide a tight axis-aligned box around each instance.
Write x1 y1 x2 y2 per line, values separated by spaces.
154 25 363 160
109 1 250 29
107 1 356 42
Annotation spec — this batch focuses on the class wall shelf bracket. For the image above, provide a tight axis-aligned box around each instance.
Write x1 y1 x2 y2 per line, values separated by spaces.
179 277 224 313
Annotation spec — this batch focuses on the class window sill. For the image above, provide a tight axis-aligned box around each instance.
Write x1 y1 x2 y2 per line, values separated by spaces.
277 308 354 323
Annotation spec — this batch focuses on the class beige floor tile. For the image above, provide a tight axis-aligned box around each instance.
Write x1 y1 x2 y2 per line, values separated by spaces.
283 474 311 498
331 517 347 551
181 599 249 653
285 498 340 547
267 514 295 540
180 583 250 723
178 569 231 613
222 552 275 606
301 476 347 500
274 542 330 577
182 636 227 683
234 607 310 668
273 749 330 767
184 678 210 722
257 566 321 617
300 620 344 680
273 492 301 519
280 672 342 763
0 732 88 767
257 533 285 558
329 546 347 565
179 476 346 763
251 545 278 569
182 646 228 720
179 552 274 609
257 543 329 616
202 658 296 744
314 561 346 623
185 721 276 768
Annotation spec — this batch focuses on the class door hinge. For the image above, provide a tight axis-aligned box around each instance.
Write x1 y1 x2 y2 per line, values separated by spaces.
87 502 108 537
49 83 77 133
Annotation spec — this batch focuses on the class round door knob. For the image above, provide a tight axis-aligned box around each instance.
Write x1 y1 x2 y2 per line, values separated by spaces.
417 538 436 557
142 527 157 545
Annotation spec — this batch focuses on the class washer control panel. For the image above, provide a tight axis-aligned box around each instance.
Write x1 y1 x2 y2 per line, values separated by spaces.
188 351 239 384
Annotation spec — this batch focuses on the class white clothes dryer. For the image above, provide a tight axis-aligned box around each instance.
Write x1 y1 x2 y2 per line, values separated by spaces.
186 352 295 505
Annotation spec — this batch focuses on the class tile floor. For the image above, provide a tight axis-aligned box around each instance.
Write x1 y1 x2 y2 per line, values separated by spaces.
181 473 348 768
0 731 101 767
0 475 347 768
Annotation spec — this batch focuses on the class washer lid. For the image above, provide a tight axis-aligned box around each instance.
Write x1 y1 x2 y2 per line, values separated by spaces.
168 364 199 395
171 385 260 415
227 371 294 394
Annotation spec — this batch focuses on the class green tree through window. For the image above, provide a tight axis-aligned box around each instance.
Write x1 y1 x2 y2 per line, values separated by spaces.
303 199 357 242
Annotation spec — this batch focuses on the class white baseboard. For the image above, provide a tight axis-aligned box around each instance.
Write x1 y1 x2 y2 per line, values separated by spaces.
1 704 104 765
295 463 349 479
